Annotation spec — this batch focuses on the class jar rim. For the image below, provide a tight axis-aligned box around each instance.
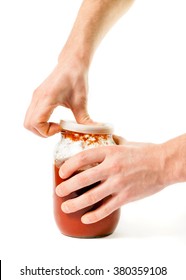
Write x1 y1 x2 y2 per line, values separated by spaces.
60 120 114 134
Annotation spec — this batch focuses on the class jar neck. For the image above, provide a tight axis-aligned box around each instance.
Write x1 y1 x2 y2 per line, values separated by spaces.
61 130 113 144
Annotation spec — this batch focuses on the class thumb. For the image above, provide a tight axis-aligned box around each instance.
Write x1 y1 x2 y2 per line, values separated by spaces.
73 108 94 125
113 135 127 145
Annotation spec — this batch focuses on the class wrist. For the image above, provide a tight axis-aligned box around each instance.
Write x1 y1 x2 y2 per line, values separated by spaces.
161 134 186 186
58 38 92 69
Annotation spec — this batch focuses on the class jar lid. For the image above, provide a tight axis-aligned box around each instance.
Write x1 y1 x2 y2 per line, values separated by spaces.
60 120 114 134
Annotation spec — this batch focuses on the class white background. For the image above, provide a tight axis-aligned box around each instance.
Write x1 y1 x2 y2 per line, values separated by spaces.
0 0 186 279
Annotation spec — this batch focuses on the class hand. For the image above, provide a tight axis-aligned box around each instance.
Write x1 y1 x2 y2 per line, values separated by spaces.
24 0 135 137
56 137 167 224
24 50 92 137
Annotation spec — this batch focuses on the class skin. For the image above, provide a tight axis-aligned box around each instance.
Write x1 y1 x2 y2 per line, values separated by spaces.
56 134 186 224
24 0 134 137
24 0 186 224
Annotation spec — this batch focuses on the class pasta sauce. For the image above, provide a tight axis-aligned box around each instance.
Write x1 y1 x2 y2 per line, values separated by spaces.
53 165 120 238
53 120 121 238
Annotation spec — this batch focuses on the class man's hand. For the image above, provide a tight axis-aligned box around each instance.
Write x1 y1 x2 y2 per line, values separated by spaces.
24 0 135 137
56 134 186 224
24 53 92 137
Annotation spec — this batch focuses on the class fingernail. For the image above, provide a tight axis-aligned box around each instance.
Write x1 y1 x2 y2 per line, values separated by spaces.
56 187 64 197
61 203 70 213
81 216 91 224
59 169 65 179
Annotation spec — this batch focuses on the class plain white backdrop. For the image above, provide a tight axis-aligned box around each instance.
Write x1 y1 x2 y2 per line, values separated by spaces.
0 0 186 279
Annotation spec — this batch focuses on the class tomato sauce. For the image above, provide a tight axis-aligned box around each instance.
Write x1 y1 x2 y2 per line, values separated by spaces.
53 165 120 238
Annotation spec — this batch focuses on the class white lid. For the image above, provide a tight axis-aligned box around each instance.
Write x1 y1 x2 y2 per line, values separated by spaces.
60 120 113 134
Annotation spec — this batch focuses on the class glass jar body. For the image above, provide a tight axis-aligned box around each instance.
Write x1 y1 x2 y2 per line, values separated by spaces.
53 130 120 238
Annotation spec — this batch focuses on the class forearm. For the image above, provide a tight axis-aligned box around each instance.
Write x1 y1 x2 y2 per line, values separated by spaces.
59 0 135 67
162 134 186 186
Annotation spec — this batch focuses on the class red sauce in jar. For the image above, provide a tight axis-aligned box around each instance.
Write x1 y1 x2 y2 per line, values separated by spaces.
53 165 120 238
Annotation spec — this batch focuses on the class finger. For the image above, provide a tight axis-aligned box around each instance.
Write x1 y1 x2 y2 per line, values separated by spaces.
24 96 61 137
61 180 111 213
24 120 60 137
113 135 127 145
56 164 105 197
75 111 94 125
81 194 120 224
72 106 94 125
59 147 106 179
24 93 40 134
71 93 93 125
34 121 61 137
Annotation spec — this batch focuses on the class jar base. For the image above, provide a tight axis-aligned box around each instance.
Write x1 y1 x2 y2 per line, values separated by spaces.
59 231 114 239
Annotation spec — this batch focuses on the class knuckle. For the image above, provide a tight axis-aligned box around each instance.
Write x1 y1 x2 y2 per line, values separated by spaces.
90 205 111 222
110 162 123 175
78 173 89 186
87 211 100 223
23 119 29 130
77 113 91 125
34 122 49 137
101 204 112 218
30 121 39 132
78 151 89 164
85 191 98 206
24 118 36 131
64 199 77 212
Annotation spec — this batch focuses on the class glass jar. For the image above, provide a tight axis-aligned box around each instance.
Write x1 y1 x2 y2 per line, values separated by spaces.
53 120 120 238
